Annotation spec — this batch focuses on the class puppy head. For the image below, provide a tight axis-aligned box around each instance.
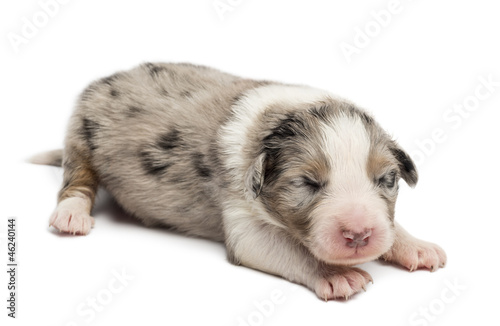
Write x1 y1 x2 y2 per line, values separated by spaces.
245 101 417 265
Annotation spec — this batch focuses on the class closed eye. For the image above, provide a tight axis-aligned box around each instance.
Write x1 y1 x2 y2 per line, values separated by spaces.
303 176 321 191
291 176 322 192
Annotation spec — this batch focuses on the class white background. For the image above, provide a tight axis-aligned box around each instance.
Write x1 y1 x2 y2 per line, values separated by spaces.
1 0 499 325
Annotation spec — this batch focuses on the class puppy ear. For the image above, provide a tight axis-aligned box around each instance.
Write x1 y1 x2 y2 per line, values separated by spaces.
244 152 266 199
389 143 418 187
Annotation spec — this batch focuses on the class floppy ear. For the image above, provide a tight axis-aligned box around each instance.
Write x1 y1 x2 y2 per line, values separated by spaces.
389 143 418 187
244 152 266 199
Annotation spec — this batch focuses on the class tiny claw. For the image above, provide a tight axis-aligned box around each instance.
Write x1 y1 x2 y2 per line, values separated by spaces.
345 295 348 301
324 295 328 302
361 284 367 292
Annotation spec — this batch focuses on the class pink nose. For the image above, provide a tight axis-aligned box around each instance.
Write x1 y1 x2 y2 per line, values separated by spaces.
342 229 372 248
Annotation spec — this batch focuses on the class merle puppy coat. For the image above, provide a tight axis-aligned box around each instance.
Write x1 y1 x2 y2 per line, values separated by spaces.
33 63 446 300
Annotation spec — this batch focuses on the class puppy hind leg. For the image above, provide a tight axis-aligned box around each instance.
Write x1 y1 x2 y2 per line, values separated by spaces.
49 147 99 235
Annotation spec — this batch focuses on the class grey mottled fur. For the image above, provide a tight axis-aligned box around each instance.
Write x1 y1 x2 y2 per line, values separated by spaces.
67 63 266 241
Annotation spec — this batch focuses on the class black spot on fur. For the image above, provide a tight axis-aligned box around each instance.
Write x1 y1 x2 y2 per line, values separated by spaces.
309 105 332 121
139 150 173 176
150 66 165 76
263 113 307 161
192 152 212 179
110 89 119 97
261 114 310 187
265 114 306 142
127 106 142 117
359 111 374 125
180 90 192 98
265 166 285 186
157 129 181 151
144 62 166 78
81 118 100 151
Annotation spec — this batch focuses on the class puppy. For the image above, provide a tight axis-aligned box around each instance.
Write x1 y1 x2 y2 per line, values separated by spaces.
32 62 446 300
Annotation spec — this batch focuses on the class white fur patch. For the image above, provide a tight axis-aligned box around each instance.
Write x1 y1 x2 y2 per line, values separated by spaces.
308 114 394 265
321 113 372 197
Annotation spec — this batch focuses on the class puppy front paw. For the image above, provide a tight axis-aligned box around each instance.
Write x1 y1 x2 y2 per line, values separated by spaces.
49 197 95 235
382 238 446 272
314 265 373 301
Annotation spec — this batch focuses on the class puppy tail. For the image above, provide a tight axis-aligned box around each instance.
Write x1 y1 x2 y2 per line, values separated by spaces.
29 149 63 167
